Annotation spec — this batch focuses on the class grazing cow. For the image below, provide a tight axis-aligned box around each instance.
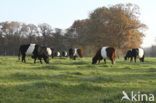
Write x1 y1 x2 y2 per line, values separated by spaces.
54 51 61 57
124 48 144 62
62 51 68 57
92 46 116 64
69 48 83 60
18 44 52 64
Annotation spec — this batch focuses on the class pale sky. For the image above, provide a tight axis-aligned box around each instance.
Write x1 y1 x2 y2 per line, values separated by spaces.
0 0 155 47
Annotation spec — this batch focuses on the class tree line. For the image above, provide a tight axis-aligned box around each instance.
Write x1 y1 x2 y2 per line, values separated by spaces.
0 3 147 57
0 22 68 55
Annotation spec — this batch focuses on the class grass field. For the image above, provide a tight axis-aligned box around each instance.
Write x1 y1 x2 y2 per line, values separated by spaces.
0 56 156 103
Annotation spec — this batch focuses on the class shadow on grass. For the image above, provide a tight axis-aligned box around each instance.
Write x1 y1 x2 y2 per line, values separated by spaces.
148 68 156 72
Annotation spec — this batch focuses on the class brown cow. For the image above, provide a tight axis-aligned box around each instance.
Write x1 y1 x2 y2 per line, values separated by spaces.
92 46 116 64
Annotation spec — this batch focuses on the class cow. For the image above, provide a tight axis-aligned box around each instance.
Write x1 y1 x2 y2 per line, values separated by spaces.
62 51 68 57
69 48 83 60
92 46 116 64
50 48 62 58
124 48 144 62
18 44 52 64
54 51 61 57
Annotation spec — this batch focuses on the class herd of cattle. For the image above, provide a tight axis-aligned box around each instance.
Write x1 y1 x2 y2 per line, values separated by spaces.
18 43 145 64
18 44 83 64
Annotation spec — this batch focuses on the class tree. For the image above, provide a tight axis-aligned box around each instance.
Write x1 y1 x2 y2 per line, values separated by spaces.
38 23 53 46
89 3 147 49
66 3 147 56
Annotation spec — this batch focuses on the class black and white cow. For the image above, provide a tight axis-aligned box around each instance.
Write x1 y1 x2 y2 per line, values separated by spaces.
124 48 145 62
50 48 62 58
69 48 82 60
54 51 61 57
18 44 52 64
62 51 68 57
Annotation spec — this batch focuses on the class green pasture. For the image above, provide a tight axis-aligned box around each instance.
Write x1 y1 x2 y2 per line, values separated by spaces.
0 56 156 103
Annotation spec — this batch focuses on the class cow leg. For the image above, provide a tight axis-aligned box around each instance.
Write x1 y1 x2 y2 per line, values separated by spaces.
22 54 26 63
134 56 137 63
24 55 26 63
104 59 106 64
69 55 73 59
21 54 24 62
98 60 101 64
33 54 37 64
40 60 42 64
40 58 42 64
43 57 49 64
113 58 116 64
111 58 114 64
142 55 144 62
34 57 37 64
130 57 133 62
73 56 76 60
52 54 54 58
108 57 114 64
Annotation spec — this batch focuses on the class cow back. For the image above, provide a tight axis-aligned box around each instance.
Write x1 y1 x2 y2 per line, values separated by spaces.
26 44 36 55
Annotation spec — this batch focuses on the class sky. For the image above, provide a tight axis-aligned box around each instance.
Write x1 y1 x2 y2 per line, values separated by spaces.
0 0 155 47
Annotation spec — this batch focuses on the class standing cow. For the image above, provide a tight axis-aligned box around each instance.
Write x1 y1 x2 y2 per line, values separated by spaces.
69 48 83 60
54 51 61 57
124 48 144 62
18 44 52 64
62 51 68 57
92 46 116 64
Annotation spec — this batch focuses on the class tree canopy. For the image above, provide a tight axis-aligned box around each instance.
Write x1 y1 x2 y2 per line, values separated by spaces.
67 3 147 56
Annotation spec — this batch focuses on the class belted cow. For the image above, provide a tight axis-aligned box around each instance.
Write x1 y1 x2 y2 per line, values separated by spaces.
62 51 68 57
92 46 116 64
54 51 61 57
69 48 83 60
124 48 145 62
18 44 52 64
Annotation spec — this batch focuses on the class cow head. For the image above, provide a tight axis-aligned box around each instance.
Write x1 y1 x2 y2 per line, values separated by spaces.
124 56 127 60
124 50 132 60
92 56 97 64
77 49 83 58
73 56 76 60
